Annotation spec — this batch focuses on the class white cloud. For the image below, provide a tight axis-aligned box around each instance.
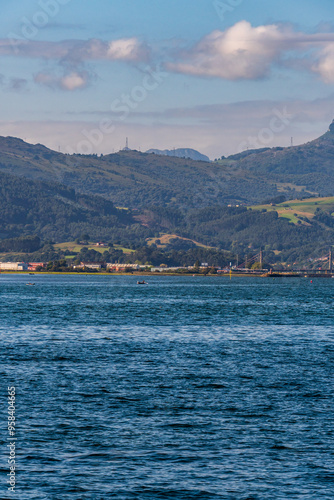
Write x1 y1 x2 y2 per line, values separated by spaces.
34 70 90 91
313 43 334 83
107 38 149 61
167 21 334 82
60 72 88 90
167 22 289 80
0 36 149 91
0 36 149 92
0 37 149 63
2 26 334 88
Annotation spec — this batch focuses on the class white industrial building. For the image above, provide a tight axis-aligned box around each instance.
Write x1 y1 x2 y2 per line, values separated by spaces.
0 262 28 271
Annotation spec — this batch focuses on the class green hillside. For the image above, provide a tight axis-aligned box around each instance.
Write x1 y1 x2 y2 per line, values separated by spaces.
0 170 150 243
54 241 135 255
250 197 334 224
0 168 333 265
0 136 310 209
2 123 334 265
132 203 334 265
1 121 334 210
232 125 334 197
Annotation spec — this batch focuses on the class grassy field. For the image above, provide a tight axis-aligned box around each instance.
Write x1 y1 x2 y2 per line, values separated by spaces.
147 233 214 249
250 196 334 224
0 242 136 261
0 252 25 261
275 182 316 194
54 242 135 254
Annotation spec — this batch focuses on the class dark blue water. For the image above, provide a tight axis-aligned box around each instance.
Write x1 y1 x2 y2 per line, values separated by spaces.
1 275 334 499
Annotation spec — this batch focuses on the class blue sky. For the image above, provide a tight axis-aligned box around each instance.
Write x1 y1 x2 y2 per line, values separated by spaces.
0 0 334 158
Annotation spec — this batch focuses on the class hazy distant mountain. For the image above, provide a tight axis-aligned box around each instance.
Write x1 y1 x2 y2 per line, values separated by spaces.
146 148 210 162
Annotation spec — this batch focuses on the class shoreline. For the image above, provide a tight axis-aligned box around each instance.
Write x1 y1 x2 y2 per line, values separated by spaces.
1 271 253 277
0 271 331 278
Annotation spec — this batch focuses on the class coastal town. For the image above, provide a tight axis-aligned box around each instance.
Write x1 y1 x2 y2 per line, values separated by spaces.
0 261 223 273
1 260 334 278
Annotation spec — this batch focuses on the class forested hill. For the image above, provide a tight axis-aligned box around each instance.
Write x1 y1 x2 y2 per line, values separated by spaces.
0 170 150 242
1 166 334 264
0 124 331 209
224 122 334 196
0 136 276 207
0 120 334 210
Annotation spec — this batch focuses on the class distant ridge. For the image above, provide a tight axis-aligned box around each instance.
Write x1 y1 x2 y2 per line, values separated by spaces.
146 148 210 162
1 119 334 209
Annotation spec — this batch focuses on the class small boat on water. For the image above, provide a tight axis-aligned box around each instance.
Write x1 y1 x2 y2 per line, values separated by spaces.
26 283 35 286
137 280 148 285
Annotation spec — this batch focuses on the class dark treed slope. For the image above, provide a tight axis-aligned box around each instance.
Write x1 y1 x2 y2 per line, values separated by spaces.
0 170 150 242
1 166 334 264
138 205 334 264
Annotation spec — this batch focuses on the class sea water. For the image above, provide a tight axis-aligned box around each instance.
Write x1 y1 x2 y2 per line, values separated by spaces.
0 275 333 499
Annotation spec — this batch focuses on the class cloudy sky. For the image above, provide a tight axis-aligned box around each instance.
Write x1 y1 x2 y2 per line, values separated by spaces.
1 0 334 158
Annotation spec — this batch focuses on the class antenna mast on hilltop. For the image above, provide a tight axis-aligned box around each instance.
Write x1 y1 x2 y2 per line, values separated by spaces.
123 137 130 151
291 137 293 147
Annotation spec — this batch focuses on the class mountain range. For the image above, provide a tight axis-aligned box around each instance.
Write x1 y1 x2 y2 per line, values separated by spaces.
1 121 334 210
1 121 334 264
